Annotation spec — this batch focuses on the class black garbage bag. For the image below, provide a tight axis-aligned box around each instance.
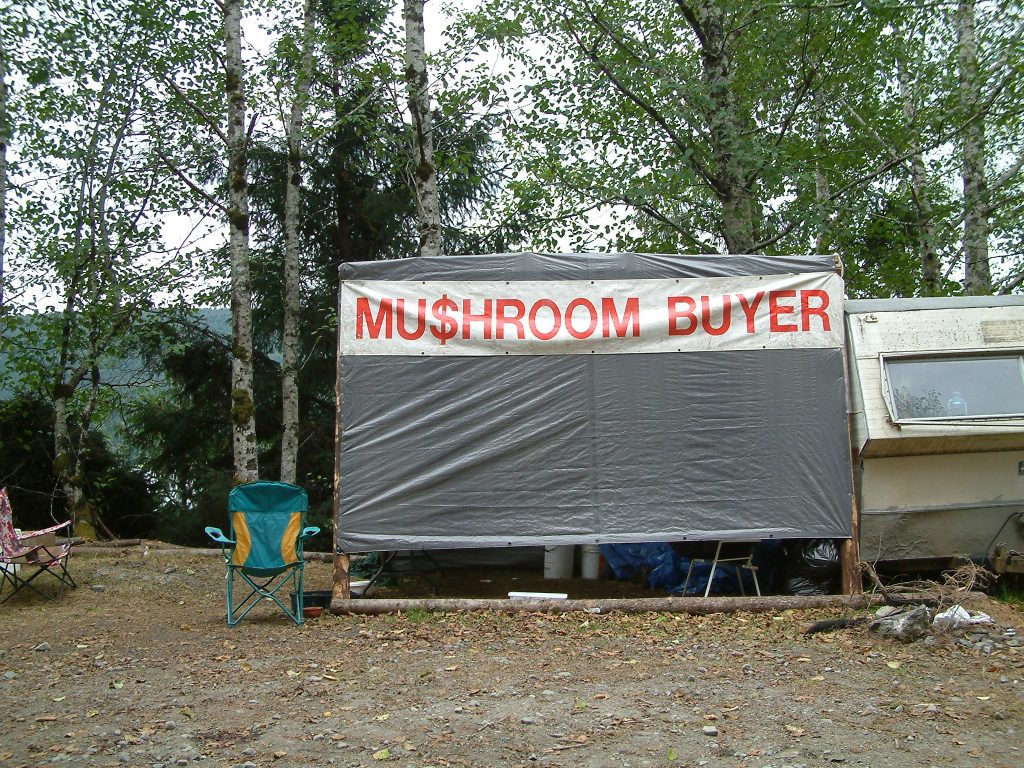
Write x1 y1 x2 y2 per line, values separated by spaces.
784 539 841 595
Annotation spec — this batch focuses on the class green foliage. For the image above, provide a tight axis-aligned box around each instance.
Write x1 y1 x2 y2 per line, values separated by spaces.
838 192 961 299
462 0 1023 289
0 392 157 536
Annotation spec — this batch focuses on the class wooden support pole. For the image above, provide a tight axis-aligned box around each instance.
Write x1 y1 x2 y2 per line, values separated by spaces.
840 300 863 595
332 278 351 603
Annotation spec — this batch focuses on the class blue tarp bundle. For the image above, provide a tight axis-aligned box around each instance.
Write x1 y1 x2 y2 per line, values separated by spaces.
600 541 781 595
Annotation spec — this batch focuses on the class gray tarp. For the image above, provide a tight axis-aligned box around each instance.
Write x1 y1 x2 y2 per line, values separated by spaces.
336 253 853 552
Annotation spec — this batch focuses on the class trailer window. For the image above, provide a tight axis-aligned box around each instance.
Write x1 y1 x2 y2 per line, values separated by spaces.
883 354 1024 421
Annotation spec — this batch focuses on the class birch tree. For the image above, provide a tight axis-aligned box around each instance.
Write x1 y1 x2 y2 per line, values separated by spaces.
0 34 8 311
470 0 896 255
897 56 942 295
3 0 200 536
467 0 1023 295
404 0 442 257
957 0 991 295
224 0 259 483
278 0 316 485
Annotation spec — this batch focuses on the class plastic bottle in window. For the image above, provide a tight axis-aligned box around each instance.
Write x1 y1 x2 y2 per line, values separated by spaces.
947 391 968 416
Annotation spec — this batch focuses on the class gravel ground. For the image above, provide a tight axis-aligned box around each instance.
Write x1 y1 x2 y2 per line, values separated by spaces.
1 552 1022 768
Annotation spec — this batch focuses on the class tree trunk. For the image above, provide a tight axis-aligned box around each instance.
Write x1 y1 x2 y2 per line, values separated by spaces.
404 0 442 257
52 388 97 540
681 1 756 254
957 0 991 295
897 58 941 295
813 90 831 255
280 0 316 486
52 355 110 539
0 39 8 309
224 0 259 484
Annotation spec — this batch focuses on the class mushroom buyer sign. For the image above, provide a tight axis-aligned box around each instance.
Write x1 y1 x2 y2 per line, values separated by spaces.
340 271 843 357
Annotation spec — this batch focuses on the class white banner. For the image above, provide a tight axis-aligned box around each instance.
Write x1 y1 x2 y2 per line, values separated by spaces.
340 272 844 356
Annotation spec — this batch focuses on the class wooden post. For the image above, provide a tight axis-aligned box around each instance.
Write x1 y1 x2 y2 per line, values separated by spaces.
840 498 862 595
332 279 350 602
840 289 863 595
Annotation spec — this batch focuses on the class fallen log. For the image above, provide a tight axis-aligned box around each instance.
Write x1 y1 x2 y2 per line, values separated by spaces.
71 541 334 562
329 592 944 616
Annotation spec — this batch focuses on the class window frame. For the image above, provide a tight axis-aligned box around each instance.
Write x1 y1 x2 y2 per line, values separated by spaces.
879 349 1024 424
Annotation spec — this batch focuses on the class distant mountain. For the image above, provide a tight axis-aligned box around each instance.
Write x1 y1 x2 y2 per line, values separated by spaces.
0 308 233 400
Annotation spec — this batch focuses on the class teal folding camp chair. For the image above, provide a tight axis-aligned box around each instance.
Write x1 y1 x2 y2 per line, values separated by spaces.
205 481 319 626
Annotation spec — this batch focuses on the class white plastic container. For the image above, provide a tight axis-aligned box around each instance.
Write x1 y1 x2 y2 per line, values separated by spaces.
580 544 601 580
543 545 574 579
508 591 568 600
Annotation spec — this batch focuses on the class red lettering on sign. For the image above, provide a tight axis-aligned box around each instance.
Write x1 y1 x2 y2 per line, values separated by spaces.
430 294 458 345
700 295 732 336
495 299 526 340
395 298 426 340
737 291 764 333
667 296 698 336
462 298 494 339
603 297 640 338
528 299 562 341
356 297 393 339
769 290 798 333
565 298 598 339
800 289 831 332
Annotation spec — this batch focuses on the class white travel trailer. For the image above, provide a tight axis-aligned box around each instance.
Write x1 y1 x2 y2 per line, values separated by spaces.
845 296 1024 572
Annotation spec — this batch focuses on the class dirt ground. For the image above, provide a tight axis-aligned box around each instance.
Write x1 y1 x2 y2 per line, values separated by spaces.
2 551 1022 768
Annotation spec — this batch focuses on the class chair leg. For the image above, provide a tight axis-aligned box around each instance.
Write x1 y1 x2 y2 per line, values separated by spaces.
364 551 395 595
745 564 761 597
703 542 724 598
0 567 17 603
682 560 696 595
226 567 237 627
0 562 74 604
293 567 304 626
226 566 307 627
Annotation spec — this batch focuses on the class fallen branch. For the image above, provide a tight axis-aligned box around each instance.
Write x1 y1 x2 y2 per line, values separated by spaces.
71 540 334 562
860 561 894 603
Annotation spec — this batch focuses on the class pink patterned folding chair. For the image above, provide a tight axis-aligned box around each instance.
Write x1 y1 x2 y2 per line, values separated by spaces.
1 487 76 603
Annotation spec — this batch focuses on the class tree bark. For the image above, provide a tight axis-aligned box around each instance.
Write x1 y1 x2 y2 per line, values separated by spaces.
224 0 259 483
679 1 757 254
957 0 991 295
813 90 831 255
897 57 941 295
280 0 316 485
0 40 7 309
53 388 96 539
404 0 442 257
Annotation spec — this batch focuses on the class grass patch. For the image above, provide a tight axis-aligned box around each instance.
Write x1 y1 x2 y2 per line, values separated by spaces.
404 607 434 624
992 576 1024 607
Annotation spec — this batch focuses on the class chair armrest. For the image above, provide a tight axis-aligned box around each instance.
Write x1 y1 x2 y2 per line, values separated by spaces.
205 527 235 545
5 541 68 565
299 526 320 540
22 520 72 539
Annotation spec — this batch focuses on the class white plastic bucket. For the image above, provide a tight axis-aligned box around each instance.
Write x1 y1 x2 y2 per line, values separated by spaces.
543 545 575 579
580 544 601 580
